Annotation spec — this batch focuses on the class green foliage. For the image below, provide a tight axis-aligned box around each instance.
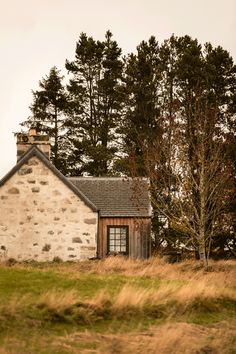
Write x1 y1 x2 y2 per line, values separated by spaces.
65 30 124 176
21 67 68 174
120 36 162 175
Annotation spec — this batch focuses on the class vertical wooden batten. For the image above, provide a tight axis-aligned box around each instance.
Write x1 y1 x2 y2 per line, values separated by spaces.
98 217 151 259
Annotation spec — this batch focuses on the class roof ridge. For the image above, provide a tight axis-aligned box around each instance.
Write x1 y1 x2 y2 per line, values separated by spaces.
68 176 127 179
68 177 149 181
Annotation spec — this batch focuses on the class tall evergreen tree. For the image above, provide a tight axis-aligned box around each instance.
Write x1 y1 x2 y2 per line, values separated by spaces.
22 67 68 173
65 31 124 176
120 36 161 176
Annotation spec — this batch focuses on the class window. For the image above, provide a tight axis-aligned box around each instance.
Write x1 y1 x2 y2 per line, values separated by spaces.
107 226 129 255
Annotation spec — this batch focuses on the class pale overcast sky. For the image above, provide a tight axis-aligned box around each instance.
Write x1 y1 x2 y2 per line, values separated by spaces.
0 0 235 178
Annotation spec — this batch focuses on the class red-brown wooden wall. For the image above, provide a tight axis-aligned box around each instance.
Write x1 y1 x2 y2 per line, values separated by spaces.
98 217 151 259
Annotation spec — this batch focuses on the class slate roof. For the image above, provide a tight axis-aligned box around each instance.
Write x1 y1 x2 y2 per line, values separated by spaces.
0 146 97 212
69 177 151 217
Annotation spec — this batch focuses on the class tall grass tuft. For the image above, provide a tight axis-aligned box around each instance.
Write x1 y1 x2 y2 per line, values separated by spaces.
45 256 236 288
37 289 79 312
0 295 29 320
31 279 236 325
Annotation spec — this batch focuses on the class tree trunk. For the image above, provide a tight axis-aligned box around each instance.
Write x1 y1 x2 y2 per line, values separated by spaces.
199 231 208 271
199 148 209 271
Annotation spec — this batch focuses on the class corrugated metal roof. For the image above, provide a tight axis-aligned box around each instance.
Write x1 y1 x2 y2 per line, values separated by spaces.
68 177 151 217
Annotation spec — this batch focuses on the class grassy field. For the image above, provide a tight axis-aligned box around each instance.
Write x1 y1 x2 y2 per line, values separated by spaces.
0 257 235 353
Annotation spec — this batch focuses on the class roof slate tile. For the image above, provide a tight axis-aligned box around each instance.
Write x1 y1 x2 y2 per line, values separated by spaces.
68 177 151 217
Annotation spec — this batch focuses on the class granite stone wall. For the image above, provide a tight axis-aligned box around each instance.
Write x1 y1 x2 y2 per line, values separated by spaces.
0 156 97 262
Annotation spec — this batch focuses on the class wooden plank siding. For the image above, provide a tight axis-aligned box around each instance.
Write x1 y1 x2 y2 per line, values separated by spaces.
98 217 151 259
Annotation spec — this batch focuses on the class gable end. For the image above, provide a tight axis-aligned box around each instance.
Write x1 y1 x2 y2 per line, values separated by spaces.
0 146 98 212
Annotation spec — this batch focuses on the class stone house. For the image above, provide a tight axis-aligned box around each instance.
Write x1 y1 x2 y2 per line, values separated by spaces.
0 129 151 262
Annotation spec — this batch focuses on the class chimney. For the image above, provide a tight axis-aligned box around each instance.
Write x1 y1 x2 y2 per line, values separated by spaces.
16 128 51 161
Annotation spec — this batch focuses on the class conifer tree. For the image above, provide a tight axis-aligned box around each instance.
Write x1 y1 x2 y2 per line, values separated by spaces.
22 67 68 173
120 36 161 176
65 31 124 176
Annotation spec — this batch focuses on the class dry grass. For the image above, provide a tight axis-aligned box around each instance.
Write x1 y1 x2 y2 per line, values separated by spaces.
1 257 235 320
37 289 79 312
110 280 235 312
0 295 29 321
49 256 236 288
174 280 236 302
51 320 236 354
1 321 236 354
107 321 236 354
112 285 153 310
0 258 236 354
8 256 236 289
32 278 236 323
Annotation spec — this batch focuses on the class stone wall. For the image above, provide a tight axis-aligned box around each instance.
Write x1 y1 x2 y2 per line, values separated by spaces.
0 156 98 262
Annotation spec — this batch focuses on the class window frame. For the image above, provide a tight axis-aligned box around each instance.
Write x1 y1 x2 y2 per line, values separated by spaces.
107 225 129 256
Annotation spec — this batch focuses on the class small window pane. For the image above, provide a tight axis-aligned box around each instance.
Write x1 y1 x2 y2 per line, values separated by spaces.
108 226 128 255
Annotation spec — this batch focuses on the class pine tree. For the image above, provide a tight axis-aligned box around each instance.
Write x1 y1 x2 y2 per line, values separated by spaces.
22 67 68 173
65 31 124 176
120 36 161 176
